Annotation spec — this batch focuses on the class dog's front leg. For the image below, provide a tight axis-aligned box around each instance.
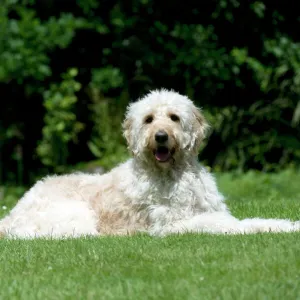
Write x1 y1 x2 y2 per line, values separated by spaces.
149 212 300 236
147 205 188 236
149 211 238 236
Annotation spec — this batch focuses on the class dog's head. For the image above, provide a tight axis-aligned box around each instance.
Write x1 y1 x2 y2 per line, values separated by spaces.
123 89 209 168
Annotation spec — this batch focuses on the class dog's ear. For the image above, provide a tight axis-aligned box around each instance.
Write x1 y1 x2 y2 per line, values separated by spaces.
191 105 210 155
122 117 133 148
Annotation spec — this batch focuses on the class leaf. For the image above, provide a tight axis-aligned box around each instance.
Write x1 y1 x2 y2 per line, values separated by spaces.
292 101 300 127
87 141 104 158
278 135 300 149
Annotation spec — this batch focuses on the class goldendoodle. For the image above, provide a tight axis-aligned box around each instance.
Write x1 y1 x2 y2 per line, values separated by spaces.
0 89 299 238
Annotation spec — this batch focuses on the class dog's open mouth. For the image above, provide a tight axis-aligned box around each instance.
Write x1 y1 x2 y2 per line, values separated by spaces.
153 147 174 162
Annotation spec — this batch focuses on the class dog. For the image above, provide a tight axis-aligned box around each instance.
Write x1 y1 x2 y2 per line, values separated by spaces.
0 89 299 238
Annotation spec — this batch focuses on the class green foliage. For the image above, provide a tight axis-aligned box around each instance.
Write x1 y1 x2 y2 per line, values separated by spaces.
91 67 124 93
0 0 93 182
0 3 87 84
37 69 84 172
1 1 300 183
76 0 99 15
163 23 231 93
0 185 26 218
87 67 129 169
212 36 300 171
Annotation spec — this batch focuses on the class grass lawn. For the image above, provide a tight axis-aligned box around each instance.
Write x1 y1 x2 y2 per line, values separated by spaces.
0 169 300 299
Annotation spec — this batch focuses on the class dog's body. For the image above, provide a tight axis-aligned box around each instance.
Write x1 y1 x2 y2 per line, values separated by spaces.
0 90 299 238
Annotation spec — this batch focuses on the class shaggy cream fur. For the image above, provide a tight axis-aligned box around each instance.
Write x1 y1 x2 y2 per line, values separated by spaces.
0 89 299 238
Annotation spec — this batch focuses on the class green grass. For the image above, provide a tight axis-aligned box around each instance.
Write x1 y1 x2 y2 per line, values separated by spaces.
0 169 300 300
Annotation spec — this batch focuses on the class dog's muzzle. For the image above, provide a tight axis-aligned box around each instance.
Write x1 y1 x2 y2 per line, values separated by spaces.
152 130 175 163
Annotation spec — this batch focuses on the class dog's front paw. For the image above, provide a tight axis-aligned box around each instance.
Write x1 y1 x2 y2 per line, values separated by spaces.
293 221 300 231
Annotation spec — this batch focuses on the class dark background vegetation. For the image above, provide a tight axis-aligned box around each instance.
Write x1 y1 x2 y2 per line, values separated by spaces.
1 0 300 185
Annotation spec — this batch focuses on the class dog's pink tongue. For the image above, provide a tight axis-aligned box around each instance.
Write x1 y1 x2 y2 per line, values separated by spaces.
155 147 170 162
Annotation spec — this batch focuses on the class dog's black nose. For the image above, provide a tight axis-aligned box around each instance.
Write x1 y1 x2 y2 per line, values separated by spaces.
155 130 168 143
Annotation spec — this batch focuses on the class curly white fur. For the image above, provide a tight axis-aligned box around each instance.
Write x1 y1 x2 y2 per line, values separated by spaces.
0 89 299 238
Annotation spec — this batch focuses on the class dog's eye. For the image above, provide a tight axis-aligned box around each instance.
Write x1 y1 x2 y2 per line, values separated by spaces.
170 114 180 122
145 116 153 124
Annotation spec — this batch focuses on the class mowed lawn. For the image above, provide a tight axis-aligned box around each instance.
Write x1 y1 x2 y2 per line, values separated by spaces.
0 170 300 300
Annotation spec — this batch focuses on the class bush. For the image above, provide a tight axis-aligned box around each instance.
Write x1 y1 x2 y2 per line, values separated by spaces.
1 0 300 184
